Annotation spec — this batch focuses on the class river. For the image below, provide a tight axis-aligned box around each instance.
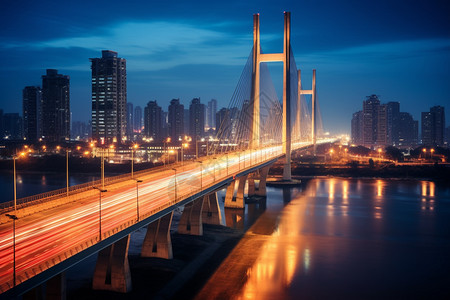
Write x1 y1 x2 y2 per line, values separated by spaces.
197 178 450 299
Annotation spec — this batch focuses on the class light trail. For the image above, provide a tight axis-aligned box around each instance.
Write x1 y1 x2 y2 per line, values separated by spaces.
0 141 327 293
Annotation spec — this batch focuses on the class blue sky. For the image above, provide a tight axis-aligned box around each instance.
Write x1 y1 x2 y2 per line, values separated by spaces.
0 0 449 134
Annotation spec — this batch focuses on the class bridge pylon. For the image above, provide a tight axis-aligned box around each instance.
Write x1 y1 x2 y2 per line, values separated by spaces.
298 69 317 155
250 12 292 180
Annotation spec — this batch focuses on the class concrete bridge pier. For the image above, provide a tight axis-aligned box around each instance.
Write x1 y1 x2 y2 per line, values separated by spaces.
256 165 271 196
178 197 204 235
224 175 248 208
202 192 222 225
92 235 132 293
141 212 173 259
23 273 66 300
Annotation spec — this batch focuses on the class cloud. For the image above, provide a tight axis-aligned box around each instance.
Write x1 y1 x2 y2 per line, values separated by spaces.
6 21 259 71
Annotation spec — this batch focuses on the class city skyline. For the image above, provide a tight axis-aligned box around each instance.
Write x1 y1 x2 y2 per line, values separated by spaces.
1 0 449 134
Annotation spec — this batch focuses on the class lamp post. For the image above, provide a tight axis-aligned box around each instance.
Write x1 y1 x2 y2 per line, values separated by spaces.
196 137 199 160
66 148 69 196
197 161 203 189
181 143 188 166
422 148 427 160
93 187 107 241
431 148 435 159
172 168 177 201
133 179 142 221
5 213 17 287
131 144 138 178
213 157 217 182
226 153 229 176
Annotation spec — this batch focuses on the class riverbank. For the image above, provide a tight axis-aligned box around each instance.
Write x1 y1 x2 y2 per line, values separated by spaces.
270 162 450 182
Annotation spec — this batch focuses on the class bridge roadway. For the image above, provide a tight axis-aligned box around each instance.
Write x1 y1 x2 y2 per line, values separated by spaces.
0 144 289 295
0 140 333 296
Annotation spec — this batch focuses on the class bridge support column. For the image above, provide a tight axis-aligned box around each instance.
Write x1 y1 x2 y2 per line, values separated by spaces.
141 212 173 259
224 175 247 208
256 165 271 196
92 235 132 293
178 197 204 236
202 192 222 225
247 177 256 197
23 273 66 300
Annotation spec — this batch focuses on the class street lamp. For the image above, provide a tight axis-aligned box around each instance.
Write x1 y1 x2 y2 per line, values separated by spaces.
226 153 229 176
197 161 203 189
66 147 69 196
93 187 107 241
181 143 189 166
131 144 138 178
172 168 177 201
430 148 435 159
212 157 217 182
422 148 427 159
5 213 18 287
133 179 143 221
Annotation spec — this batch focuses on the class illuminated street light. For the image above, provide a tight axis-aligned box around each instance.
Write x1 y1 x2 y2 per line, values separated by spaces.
213 157 217 182
181 143 189 166
133 179 143 221
93 186 107 241
131 144 139 178
197 161 203 189
422 148 427 159
172 168 177 201
5 213 18 287
378 148 382 159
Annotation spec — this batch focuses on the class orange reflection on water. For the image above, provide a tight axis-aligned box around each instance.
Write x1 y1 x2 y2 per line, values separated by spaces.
377 180 383 197
238 193 308 300
421 181 435 211
329 179 335 202
342 180 349 203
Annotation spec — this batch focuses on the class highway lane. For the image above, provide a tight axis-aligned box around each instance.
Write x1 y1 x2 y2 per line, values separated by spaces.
0 146 283 292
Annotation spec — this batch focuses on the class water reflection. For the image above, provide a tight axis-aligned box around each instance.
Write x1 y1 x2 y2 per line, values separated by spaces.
421 181 435 211
197 179 450 300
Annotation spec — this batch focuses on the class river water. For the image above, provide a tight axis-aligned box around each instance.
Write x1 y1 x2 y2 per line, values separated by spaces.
198 178 450 299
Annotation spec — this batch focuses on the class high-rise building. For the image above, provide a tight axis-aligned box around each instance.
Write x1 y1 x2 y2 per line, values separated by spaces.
445 126 450 146
421 106 445 146
183 109 189 136
134 106 143 133
41 69 70 142
362 95 380 147
126 102 133 138
3 113 22 140
168 99 184 141
216 107 231 140
377 104 388 146
144 100 162 141
398 112 418 147
90 50 127 143
23 86 42 142
206 99 217 131
386 102 400 146
71 121 90 141
189 98 205 139
351 111 363 145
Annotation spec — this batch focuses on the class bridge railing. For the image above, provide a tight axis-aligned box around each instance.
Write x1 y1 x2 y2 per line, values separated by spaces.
0 160 203 213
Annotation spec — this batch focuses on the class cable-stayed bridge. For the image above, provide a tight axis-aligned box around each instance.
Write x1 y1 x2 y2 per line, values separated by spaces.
0 12 334 298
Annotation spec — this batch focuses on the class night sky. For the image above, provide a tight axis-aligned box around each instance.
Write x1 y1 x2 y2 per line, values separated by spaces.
1 0 449 134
